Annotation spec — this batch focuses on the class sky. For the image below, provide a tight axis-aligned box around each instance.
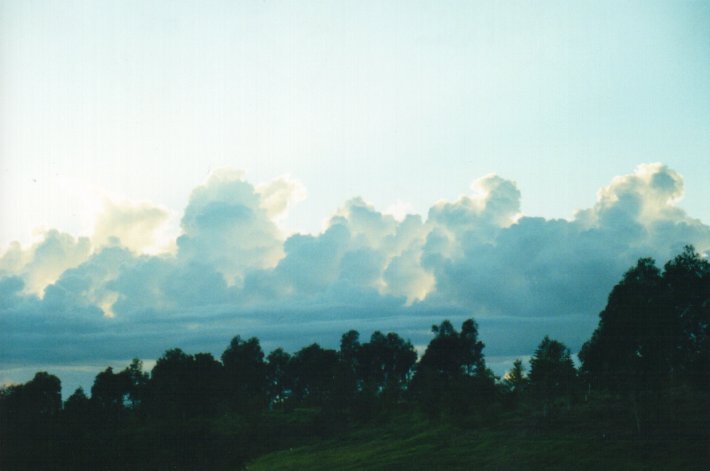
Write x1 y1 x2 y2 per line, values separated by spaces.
1 1 710 395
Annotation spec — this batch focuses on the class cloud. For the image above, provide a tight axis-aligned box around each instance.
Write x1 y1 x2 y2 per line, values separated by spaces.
256 175 307 222
93 199 175 254
0 230 91 296
574 163 710 255
1 164 709 392
176 169 285 285
576 163 685 228
383 247 435 303
426 174 523 261
429 174 522 231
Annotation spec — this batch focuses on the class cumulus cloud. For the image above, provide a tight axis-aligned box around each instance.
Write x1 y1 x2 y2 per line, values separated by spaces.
177 169 285 285
430 174 522 229
383 246 435 303
574 163 710 255
256 175 307 222
93 199 175 254
577 163 685 228
427 174 523 260
0 230 91 296
2 164 710 392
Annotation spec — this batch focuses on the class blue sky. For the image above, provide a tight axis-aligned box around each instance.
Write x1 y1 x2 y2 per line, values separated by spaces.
2 1 709 244
1 1 709 394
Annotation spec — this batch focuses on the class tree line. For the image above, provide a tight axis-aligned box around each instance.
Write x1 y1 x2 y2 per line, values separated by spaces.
1 246 708 470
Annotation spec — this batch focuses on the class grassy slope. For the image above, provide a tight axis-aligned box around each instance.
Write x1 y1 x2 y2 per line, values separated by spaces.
246 412 709 471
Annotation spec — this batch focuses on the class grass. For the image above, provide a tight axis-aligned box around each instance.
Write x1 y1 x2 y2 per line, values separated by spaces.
246 409 709 470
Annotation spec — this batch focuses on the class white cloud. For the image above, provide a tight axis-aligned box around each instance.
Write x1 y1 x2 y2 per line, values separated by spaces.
429 174 522 229
93 198 176 255
383 248 435 304
383 200 414 222
0 230 91 296
427 174 522 257
256 175 307 223
576 163 685 228
332 198 399 250
177 169 285 285
1 164 709 388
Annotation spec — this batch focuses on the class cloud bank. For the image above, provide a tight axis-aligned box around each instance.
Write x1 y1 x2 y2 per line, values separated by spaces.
2 163 709 389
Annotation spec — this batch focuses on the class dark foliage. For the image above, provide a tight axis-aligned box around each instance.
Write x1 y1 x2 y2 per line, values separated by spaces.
1 247 708 469
528 336 577 418
411 319 496 418
222 336 267 413
579 246 710 435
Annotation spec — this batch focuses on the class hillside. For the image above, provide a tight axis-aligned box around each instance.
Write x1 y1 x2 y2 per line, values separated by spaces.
247 409 709 471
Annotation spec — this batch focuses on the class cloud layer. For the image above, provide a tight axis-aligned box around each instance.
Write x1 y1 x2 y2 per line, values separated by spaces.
2 163 709 390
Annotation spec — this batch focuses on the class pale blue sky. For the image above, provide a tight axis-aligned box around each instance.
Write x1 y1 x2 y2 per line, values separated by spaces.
2 0 710 394
1 0 709 246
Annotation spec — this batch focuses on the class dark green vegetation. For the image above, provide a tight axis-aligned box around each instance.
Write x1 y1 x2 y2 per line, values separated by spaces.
1 246 709 470
248 409 707 471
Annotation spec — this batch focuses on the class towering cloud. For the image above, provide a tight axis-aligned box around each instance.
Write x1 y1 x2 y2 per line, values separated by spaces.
177 169 285 285
577 163 685 227
1 164 709 389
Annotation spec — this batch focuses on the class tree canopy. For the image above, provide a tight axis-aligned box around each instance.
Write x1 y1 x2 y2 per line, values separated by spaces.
580 246 710 392
1 246 708 469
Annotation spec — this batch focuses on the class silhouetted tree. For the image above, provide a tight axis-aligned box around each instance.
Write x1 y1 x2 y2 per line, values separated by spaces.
91 366 132 418
503 358 528 399
340 330 362 369
4 303 710 471
504 359 527 390
193 352 226 415
0 372 62 468
416 320 486 380
580 258 664 390
336 330 362 409
662 245 710 389
61 387 92 463
529 336 576 418
222 336 268 413
266 348 292 408
64 387 91 417
412 319 493 417
122 358 150 411
288 343 339 406
359 331 417 402
580 248 710 433
148 349 201 419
